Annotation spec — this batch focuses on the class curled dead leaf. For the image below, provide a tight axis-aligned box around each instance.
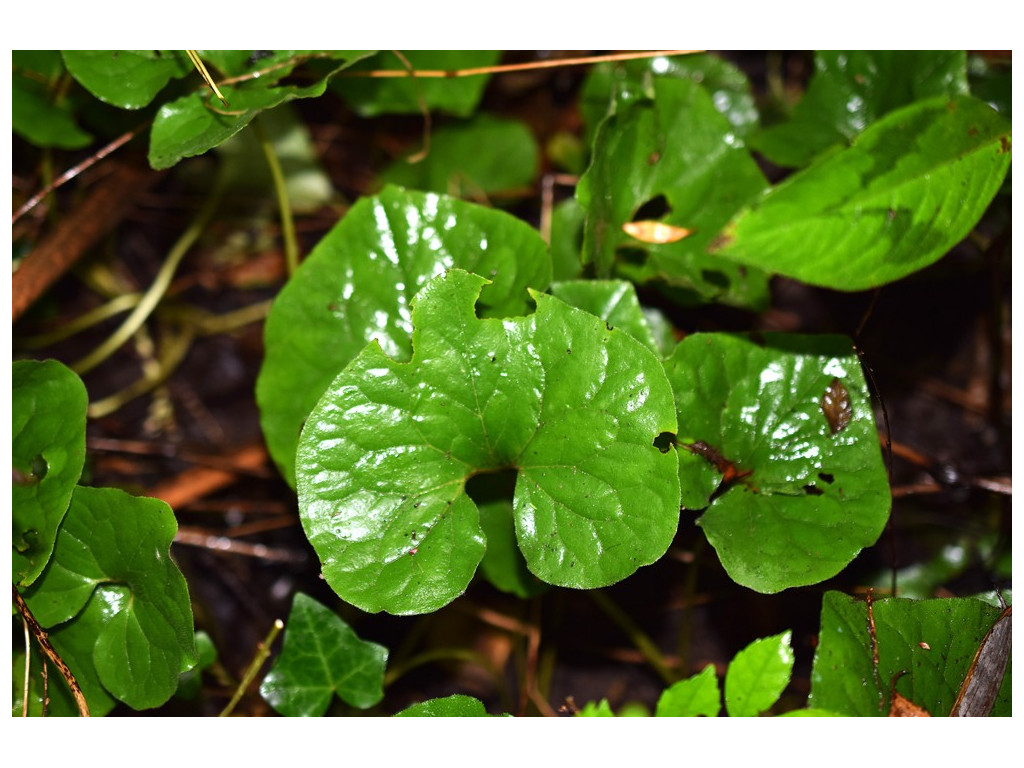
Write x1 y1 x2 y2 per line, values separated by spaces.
622 221 694 244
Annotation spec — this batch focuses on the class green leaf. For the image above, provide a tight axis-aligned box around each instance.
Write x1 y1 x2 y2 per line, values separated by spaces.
395 694 491 717
21 486 197 711
655 664 721 716
664 333 890 593
148 51 371 170
810 591 1011 716
549 280 662 355
259 593 388 716
12 66 92 149
724 631 795 717
752 51 969 168
713 95 1011 291
549 197 585 281
379 114 539 197
296 269 679 614
256 185 553 487
478 498 548 599
62 50 191 110
577 75 769 309
581 53 759 149
335 50 501 117
577 698 616 717
12 360 88 586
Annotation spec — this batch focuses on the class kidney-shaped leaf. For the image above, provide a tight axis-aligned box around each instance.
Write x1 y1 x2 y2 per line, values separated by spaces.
21 486 197 711
257 185 553 487
713 95 1011 290
12 360 88 586
664 333 890 593
810 591 1011 716
259 593 387 716
297 269 679 614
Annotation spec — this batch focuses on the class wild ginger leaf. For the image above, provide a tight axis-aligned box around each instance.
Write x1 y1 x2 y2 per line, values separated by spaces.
664 333 890 593
296 269 679 615
257 185 553 487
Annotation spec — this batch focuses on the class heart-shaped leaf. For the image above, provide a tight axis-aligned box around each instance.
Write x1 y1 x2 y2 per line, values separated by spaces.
12 360 88 586
296 269 679 614
257 185 553 487
713 95 1011 290
664 333 890 593
259 593 388 716
21 486 197 711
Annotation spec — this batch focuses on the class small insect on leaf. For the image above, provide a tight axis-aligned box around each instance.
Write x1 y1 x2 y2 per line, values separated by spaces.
621 221 694 244
821 377 853 434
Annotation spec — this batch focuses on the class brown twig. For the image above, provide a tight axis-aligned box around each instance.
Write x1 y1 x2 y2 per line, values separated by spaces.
12 585 90 717
12 162 163 322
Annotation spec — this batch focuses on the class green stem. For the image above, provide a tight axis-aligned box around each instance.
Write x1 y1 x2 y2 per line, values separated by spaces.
251 117 299 276
589 589 676 685
71 174 226 375
18 293 142 349
219 619 284 717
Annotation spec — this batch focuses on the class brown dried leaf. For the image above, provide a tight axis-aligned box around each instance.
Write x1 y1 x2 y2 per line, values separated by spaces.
821 377 853 434
950 605 1012 717
622 221 694 244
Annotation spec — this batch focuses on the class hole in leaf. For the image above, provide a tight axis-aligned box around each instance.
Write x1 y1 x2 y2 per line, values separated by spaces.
700 269 730 289
632 194 671 221
803 484 823 496
652 432 677 454
465 467 518 507
616 247 648 267
819 472 835 484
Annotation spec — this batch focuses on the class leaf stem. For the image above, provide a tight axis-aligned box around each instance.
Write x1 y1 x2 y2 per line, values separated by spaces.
218 619 284 717
251 117 300 276
71 172 226 375
589 589 676 685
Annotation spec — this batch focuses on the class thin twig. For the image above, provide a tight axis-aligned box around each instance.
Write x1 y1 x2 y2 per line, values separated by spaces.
21 614 31 717
251 118 300 275
219 619 284 717
174 528 306 563
12 585 90 717
390 50 432 164
589 589 675 685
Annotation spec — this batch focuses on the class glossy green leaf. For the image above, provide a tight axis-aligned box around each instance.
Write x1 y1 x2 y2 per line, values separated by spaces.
478 498 548 599
713 95 1011 291
664 333 890 593
21 486 197 711
581 53 759 149
379 114 539 196
549 280 662 355
725 631 794 716
62 50 191 110
12 67 92 149
809 591 1011 716
655 664 721 716
259 593 387 716
335 50 500 117
148 51 370 170
395 694 491 717
296 269 679 614
257 185 553 487
752 51 969 168
12 360 88 586
577 75 769 309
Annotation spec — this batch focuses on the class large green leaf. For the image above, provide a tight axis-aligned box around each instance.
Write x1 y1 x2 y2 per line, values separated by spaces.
256 185 553 487
62 50 191 110
752 51 969 168
20 486 197 711
12 360 88 586
379 114 539 197
577 75 769 309
259 593 388 716
334 50 500 117
296 269 679 614
148 51 372 169
713 95 1011 291
810 591 1011 716
724 631 794 717
664 333 890 593
655 664 721 717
